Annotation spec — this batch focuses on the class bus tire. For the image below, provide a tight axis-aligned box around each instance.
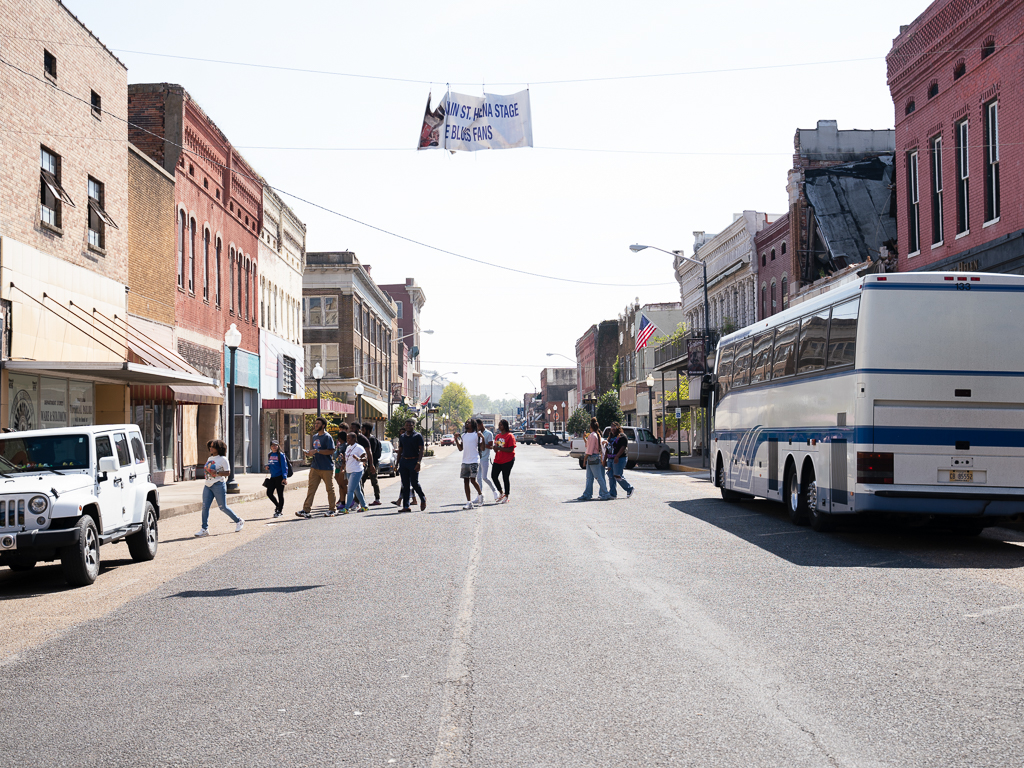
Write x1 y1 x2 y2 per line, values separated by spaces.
717 456 741 501
785 463 809 525
803 466 833 532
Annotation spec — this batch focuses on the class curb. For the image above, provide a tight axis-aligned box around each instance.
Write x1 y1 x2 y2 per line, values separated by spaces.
669 464 708 474
159 477 312 520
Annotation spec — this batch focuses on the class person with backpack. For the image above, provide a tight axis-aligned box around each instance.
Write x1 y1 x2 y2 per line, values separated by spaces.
265 438 291 518
605 422 634 499
361 423 383 506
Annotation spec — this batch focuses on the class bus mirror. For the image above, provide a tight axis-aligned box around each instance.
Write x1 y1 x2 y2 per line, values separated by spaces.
699 374 715 407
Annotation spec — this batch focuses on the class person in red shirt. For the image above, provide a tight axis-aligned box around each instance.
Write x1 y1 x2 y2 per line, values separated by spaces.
491 419 516 504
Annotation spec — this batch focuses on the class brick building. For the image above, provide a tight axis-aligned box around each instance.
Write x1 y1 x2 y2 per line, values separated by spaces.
128 83 263 474
0 1 212 437
753 214 791 319
615 301 684 430
887 0 1024 275
575 319 618 410
303 252 397 437
539 367 574 430
379 278 427 406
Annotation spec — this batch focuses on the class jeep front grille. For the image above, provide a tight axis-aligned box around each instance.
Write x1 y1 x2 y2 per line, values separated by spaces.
0 499 25 528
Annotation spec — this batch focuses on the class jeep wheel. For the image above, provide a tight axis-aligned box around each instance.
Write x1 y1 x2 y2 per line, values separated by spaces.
61 515 100 586
127 502 159 562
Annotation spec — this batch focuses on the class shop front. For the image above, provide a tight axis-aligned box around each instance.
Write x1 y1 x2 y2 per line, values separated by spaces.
225 345 261 475
261 398 354 466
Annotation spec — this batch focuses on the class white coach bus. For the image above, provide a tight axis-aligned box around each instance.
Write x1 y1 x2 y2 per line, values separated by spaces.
710 272 1024 533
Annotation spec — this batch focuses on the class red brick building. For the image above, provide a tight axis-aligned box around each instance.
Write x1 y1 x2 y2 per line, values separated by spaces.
128 84 263 473
888 0 1024 274
753 214 791 319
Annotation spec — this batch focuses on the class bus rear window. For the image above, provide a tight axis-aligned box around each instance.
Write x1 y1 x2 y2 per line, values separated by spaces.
798 311 829 373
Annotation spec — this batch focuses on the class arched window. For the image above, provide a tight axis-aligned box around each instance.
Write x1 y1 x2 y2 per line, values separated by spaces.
761 284 767 319
252 263 258 325
176 211 186 289
215 238 222 307
771 248 776 261
781 275 788 309
771 280 777 313
188 217 196 293
761 253 766 267
202 229 210 301
928 80 939 99
244 259 250 321
781 242 787 256
237 254 244 316
953 60 966 81
982 37 996 59
905 99 916 116
229 247 235 312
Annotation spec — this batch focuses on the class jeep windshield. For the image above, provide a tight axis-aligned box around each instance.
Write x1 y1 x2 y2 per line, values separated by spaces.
0 434 91 472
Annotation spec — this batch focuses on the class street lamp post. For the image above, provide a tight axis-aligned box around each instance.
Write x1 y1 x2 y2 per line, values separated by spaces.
355 382 364 424
645 373 656 435
312 363 324 419
224 323 242 494
631 244 712 470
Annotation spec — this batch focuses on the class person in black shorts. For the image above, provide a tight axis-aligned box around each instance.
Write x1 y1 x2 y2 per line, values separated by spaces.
395 418 426 512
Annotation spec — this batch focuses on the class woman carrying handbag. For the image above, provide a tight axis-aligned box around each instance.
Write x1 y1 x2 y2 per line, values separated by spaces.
577 417 611 501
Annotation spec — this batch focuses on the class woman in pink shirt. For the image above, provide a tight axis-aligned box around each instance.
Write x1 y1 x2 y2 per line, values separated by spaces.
577 417 611 501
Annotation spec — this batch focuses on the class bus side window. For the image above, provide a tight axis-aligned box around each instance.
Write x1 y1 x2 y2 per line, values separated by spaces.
717 345 734 398
771 321 800 379
749 331 774 385
797 311 829 373
733 339 753 387
826 298 860 368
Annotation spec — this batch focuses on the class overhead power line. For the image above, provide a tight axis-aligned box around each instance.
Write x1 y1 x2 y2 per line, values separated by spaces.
0 56 676 288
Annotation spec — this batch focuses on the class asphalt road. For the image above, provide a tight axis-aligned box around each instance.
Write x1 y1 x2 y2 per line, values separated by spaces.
3 444 1024 767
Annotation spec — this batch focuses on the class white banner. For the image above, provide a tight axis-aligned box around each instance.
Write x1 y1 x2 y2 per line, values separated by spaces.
423 90 532 152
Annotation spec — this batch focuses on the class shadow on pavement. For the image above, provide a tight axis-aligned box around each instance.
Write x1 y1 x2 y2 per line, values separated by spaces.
166 585 326 599
669 498 1024 570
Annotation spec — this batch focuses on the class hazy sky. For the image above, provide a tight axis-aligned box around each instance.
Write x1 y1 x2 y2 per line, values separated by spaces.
68 0 926 400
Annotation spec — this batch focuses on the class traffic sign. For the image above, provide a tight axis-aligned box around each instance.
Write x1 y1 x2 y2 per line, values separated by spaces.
675 407 682 418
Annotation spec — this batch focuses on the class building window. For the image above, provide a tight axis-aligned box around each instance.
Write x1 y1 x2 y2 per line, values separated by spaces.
229 247 235 311
761 253 766 267
354 348 362 379
781 242 787 256
760 284 766 319
215 238 222 307
907 149 920 254
363 308 370 335
353 302 361 334
44 49 56 79
303 296 338 328
282 356 296 394
40 147 73 229
202 229 210 300
953 61 966 81
304 344 339 378
237 255 243 315
956 119 970 234
928 81 939 99
770 248 776 261
396 301 403 319
930 136 943 244
781 276 788 309
86 177 116 249
985 100 1000 223
771 280 776 312
982 37 995 59
244 261 250 320
177 211 186 288
252 268 258 325
188 218 196 293
90 90 101 117
905 100 916 116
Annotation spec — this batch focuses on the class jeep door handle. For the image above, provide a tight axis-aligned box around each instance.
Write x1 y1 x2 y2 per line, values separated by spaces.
128 473 137 482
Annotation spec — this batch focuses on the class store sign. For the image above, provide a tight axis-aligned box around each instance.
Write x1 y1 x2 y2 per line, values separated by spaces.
70 381 94 426
40 377 68 429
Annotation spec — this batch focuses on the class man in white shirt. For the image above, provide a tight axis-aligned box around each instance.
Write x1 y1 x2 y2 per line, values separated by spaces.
475 418 499 504
453 420 484 510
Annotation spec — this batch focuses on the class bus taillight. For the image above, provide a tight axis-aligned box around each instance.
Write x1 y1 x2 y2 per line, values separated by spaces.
857 452 894 484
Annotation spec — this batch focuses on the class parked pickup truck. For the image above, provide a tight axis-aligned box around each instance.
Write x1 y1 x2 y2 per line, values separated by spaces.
569 426 675 470
522 428 560 445
0 425 160 586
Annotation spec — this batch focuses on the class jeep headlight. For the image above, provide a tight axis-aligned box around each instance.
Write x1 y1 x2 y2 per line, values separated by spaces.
29 495 48 514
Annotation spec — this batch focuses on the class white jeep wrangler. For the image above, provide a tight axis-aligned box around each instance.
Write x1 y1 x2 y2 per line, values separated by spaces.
0 424 160 586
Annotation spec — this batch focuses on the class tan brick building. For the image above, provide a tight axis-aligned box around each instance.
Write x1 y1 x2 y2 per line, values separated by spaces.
0 0 213 437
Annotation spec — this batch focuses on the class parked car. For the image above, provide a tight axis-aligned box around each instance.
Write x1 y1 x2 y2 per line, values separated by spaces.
377 441 396 477
522 428 559 445
512 431 525 444
569 426 673 470
440 434 455 446
0 425 161 586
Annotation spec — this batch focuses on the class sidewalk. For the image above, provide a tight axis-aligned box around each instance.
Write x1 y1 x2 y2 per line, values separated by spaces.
668 455 711 474
157 443 460 519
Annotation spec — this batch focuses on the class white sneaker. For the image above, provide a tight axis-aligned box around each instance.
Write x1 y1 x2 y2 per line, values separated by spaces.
235 520 245 533
194 528 209 537
474 495 484 506
463 502 474 510
499 496 509 504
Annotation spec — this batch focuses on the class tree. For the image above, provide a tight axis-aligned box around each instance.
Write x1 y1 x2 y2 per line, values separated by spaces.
661 378 691 434
613 356 621 389
650 321 688 346
385 405 417 440
566 408 591 437
439 382 474 429
595 390 624 429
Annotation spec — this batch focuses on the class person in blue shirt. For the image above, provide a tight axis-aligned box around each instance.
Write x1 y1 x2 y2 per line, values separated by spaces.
298 417 336 518
265 438 290 518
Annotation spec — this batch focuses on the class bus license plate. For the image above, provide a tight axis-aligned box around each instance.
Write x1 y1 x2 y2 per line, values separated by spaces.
949 470 973 483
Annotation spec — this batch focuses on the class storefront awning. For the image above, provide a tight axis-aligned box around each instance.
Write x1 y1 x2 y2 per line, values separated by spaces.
359 394 389 420
171 384 223 405
262 397 355 414
3 361 218 387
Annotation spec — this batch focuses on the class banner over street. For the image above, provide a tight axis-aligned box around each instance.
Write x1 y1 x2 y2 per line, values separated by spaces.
417 90 533 152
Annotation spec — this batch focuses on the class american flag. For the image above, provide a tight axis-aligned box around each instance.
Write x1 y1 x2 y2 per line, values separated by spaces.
635 314 658 350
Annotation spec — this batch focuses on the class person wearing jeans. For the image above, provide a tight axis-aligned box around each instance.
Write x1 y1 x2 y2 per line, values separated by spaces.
605 422 634 499
195 439 243 536
475 419 499 502
577 417 611 501
344 431 368 511
395 418 426 512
